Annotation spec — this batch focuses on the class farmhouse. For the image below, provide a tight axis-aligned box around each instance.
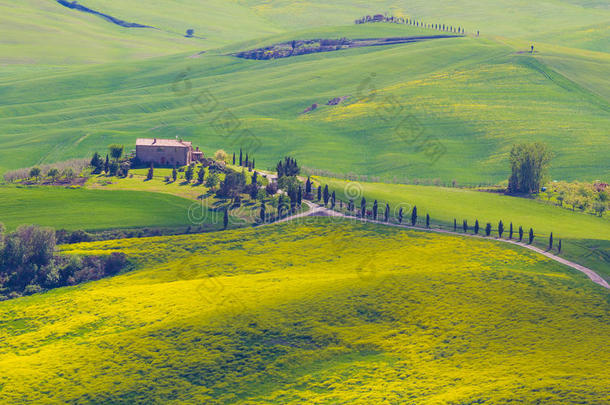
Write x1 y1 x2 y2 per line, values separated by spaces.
136 138 203 166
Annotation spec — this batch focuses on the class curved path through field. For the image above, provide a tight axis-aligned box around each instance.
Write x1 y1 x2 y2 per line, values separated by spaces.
270 201 610 290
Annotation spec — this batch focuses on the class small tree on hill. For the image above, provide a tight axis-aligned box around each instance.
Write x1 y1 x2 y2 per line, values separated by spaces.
147 163 154 180
239 149 243 166
109 144 124 161
223 208 229 229
426 214 430 228
508 142 553 195
331 191 336 209
548 232 553 250
323 185 330 205
198 166 205 183
399 208 404 224
372 200 378 219
172 166 177 182
519 226 524 242
498 220 504 238
361 197 367 217
259 201 266 223
185 165 194 183
30 167 41 182
232 152 236 165
485 223 492 236
528 228 535 244
509 223 514 239
205 173 219 190
463 220 468 233
305 177 312 194
385 204 390 222
317 186 322 202
47 168 60 182
411 206 417 226
90 152 103 174
453 219 457 231
104 155 109 173
557 239 562 254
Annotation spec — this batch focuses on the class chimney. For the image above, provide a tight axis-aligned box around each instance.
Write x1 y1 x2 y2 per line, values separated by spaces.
153 138 157 144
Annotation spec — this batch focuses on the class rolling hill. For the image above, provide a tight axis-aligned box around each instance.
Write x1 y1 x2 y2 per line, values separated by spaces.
1 219 608 403
1 23 608 183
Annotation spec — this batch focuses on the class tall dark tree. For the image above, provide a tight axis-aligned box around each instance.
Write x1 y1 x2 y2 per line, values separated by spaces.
90 152 103 174
104 154 109 173
323 185 330 205
198 166 205 183
498 220 504 238
463 220 468 233
474 220 479 235
317 186 322 201
239 149 243 166
411 206 418 226
252 159 255 169
249 181 258 200
297 186 302 206
232 152 236 165
557 239 562 254
330 191 336 209
372 200 378 219
528 228 535 244
361 197 367 217
245 153 249 168
223 208 229 229
251 171 258 185
172 166 177 182
260 201 266 223
485 223 492 236
454 218 457 231
147 163 154 180
548 232 553 250
399 208 404 224
509 223 513 239
185 165 194 183
278 195 285 217
305 177 312 194
426 214 430 228
519 226 524 242
384 204 390 222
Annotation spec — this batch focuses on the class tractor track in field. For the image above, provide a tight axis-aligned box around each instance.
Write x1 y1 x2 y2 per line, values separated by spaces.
268 201 610 290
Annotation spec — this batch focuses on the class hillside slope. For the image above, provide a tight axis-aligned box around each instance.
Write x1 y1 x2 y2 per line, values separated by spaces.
1 220 608 403
1 25 607 182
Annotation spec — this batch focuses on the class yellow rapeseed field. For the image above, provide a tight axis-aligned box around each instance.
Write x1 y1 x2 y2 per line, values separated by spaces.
1 218 608 403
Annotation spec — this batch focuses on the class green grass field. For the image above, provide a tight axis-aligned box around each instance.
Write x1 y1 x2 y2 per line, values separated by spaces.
1 26 608 182
0 219 608 403
0 185 219 231
320 177 610 279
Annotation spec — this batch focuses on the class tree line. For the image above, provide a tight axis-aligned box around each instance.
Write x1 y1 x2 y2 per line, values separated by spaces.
354 14 468 35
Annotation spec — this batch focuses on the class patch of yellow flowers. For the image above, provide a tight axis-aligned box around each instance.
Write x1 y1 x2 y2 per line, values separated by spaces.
1 218 608 403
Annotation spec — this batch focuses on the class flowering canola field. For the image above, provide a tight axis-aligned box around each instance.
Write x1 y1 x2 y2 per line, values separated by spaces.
1 218 609 403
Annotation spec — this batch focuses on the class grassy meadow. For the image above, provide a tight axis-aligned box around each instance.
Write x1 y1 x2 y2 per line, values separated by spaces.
0 185 217 231
1 26 608 182
320 177 610 278
0 219 608 403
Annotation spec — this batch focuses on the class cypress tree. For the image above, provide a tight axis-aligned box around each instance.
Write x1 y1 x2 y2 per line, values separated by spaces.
454 218 457 231
147 163 154 180
361 197 367 217
278 195 285 217
463 219 468 233
519 226 524 242
223 208 229 229
485 223 492 236
232 152 236 165
385 204 390 222
548 232 553 250
498 220 504 238
260 201 266 223
509 223 513 239
411 206 418 226
172 166 177 182
323 185 330 205
297 186 302 206
474 220 479 234
557 239 562 254
528 228 534 244
317 186 322 201
331 191 336 209
372 200 378 219
245 153 249 168
239 149 243 166
251 171 258 185
305 177 312 194
399 208 404 224
198 166 205 183
104 154 109 173
426 213 430 228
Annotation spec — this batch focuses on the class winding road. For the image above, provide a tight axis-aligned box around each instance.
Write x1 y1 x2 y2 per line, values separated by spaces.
270 200 610 290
